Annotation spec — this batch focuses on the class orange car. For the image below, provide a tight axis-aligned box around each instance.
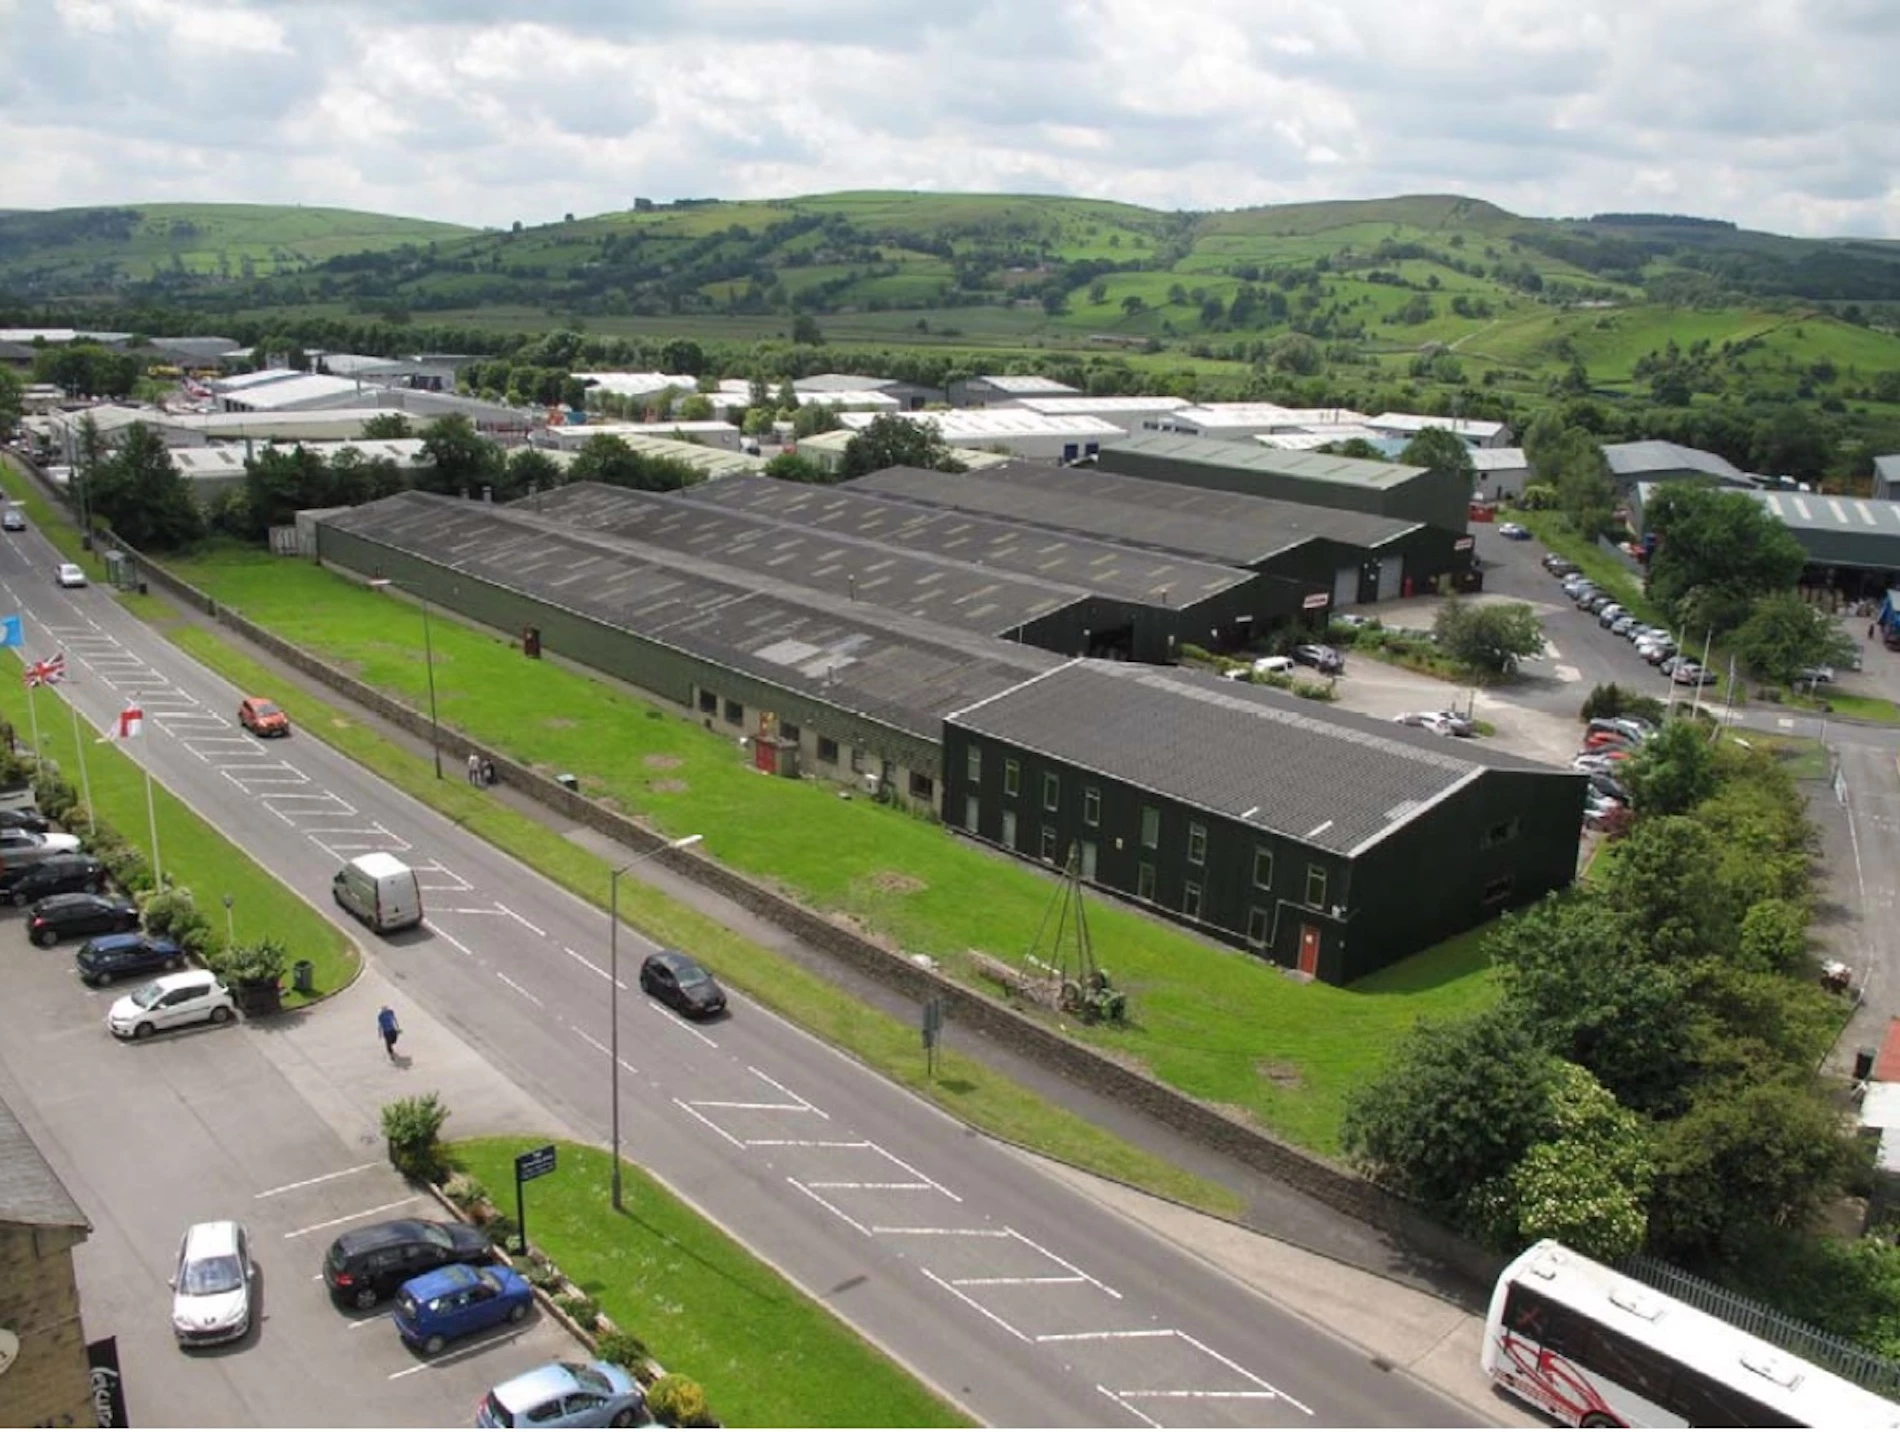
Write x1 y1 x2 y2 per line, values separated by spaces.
238 697 290 738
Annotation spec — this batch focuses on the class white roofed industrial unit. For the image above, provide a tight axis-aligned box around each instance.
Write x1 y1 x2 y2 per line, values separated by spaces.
211 367 303 393
972 374 1080 396
543 420 742 451
573 372 699 401
1013 395 1193 420
532 433 764 479
838 408 1126 461
154 407 436 444
1150 403 1374 440
1366 412 1511 447
221 373 376 412
789 428 1015 474
794 373 898 394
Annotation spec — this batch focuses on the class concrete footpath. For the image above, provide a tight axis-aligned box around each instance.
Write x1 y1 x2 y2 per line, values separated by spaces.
131 579 1527 1427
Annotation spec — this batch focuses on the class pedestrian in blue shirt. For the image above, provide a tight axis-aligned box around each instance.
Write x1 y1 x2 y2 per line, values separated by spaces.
377 1005 401 1060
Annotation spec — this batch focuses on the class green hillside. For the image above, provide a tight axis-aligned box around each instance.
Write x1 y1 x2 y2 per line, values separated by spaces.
0 202 472 297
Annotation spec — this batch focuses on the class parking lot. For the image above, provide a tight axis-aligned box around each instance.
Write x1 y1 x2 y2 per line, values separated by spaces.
0 908 579 1428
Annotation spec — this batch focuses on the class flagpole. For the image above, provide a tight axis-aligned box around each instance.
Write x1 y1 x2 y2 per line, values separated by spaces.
24 679 40 763
69 702 94 836
144 766 162 889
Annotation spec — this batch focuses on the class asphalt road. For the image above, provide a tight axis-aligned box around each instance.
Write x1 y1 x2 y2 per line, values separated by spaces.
0 537 1473 1426
0 916 578 1427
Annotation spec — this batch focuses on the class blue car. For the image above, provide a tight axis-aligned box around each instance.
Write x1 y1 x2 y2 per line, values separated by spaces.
393 1263 533 1355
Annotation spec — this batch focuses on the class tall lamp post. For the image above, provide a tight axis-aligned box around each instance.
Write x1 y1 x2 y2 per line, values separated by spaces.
367 578 443 780
610 833 704 1211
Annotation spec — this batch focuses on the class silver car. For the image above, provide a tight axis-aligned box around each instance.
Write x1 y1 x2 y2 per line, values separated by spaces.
170 1220 255 1346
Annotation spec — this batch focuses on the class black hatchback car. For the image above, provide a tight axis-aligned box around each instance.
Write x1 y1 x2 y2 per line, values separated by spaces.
7 853 107 906
322 1218 494 1310
74 933 185 986
0 806 50 835
28 892 140 947
639 948 727 1019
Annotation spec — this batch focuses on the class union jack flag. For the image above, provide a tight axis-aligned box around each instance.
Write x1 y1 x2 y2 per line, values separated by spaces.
22 653 65 688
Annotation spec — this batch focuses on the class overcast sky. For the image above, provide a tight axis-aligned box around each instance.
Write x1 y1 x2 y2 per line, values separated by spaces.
2 0 1896 238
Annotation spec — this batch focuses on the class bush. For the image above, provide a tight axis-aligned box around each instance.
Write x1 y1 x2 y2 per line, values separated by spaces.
554 1291 601 1329
141 887 213 953
211 937 287 986
381 1093 450 1182
1579 683 1666 726
648 1373 713 1427
523 1257 564 1293
485 1212 520 1251
594 1328 650 1375
32 770 78 824
442 1172 489 1210
100 842 153 896
1290 678 1337 702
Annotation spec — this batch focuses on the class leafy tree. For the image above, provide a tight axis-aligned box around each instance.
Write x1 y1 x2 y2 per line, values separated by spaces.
1478 1062 1654 1261
242 444 333 536
676 394 715 421
1341 1008 1561 1226
1431 598 1544 678
1647 1078 1856 1262
1644 485 1806 632
741 406 777 438
791 403 842 439
1397 428 1477 489
1601 815 1736 965
837 415 968 480
503 446 564 499
1691 746 1812 907
764 452 830 484
1267 333 1322 375
88 423 203 549
1621 720 1717 817
417 414 503 497
658 339 703 376
1732 590 1856 686
567 435 697 492
361 413 414 440
774 378 799 412
327 447 405 506
0 367 22 433
1540 429 1617 537
1491 897 1698 1116
791 314 825 346
1321 438 1385 460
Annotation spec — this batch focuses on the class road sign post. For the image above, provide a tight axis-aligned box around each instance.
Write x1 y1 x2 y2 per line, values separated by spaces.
512 1143 557 1256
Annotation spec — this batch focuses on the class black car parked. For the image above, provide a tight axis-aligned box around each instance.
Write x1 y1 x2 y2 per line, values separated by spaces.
0 806 50 835
74 933 185 986
7 853 107 906
322 1218 495 1310
639 949 728 1019
27 892 140 947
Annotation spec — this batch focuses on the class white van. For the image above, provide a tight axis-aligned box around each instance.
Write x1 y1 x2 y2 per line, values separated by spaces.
332 853 423 933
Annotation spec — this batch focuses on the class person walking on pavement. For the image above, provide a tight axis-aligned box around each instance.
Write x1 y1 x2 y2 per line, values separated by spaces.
466 751 481 785
378 1004 402 1060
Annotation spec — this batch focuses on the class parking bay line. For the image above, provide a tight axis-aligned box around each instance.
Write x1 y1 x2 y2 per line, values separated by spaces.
495 972 544 1007
255 1161 380 1199
283 1197 420 1239
385 1326 526 1380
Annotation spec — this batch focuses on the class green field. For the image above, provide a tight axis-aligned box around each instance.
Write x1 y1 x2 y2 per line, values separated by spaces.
160 544 1501 1154
0 681 357 1006
450 1138 970 1428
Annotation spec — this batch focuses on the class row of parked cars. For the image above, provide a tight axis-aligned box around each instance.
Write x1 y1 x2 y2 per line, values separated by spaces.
1572 717 1651 828
1544 558 1721 687
165 1211 648 1424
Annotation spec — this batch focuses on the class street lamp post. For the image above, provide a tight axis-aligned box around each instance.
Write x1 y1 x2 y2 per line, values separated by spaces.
367 578 443 780
609 833 704 1212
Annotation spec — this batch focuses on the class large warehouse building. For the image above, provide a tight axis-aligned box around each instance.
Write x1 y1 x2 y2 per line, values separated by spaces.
523 479 1315 662
945 661 1586 981
847 463 1473 607
1098 430 1471 534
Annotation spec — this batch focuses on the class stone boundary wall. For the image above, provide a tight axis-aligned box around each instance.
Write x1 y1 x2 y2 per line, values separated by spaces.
101 520 1502 1289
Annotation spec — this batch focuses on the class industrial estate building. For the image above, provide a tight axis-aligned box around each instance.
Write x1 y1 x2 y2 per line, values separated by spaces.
846 462 1472 608
0 1097 93 1430
943 661 1586 980
1603 439 1754 492
836 408 1128 463
1097 430 1471 533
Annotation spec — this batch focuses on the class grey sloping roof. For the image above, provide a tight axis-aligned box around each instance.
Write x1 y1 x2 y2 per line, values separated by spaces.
1470 446 1529 473
670 477 1253 606
1744 487 1900 538
952 661 1566 856
519 481 1089 637
1101 429 1429 491
145 335 240 361
0 1095 89 1230
1602 440 1746 481
320 493 1058 740
847 464 1417 564
1874 454 1900 487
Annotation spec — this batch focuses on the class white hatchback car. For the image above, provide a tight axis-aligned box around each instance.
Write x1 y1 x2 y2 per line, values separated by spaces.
55 562 87 588
107 971 237 1040
170 1220 256 1346
1251 655 1297 676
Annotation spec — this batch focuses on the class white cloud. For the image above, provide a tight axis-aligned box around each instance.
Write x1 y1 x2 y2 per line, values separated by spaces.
0 0 1892 236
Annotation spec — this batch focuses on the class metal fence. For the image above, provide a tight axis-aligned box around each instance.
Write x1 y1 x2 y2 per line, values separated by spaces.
1618 1250 1900 1397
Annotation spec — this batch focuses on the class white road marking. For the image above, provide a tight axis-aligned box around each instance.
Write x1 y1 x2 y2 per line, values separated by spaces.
673 1099 747 1149
787 1178 871 1235
385 1327 526 1379
283 1197 420 1239
747 1066 823 1114
254 1162 380 1199
649 1002 719 1045
1009 1227 1118 1296
1096 1385 1161 1429
804 1181 933 1192
953 1275 1086 1287
1040 1328 1172 1342
744 1139 870 1149
496 903 545 937
569 1026 637 1075
562 945 625 988
421 921 471 954
1171 1329 1314 1415
867 1142 961 1202
871 1226 1009 1237
495 972 543 1007
920 1266 1030 1343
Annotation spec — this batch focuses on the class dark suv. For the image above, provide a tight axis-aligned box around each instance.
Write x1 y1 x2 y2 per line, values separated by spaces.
28 892 140 947
322 1219 494 1310
75 933 185 986
7 853 107 906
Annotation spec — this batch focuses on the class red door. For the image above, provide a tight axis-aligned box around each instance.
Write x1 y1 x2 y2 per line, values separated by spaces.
1298 925 1321 976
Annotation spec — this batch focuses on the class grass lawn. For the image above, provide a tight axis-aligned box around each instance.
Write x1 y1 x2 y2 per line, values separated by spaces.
1725 731 1832 781
451 1138 970 1429
159 546 1504 1154
0 682 357 1007
1787 689 1900 727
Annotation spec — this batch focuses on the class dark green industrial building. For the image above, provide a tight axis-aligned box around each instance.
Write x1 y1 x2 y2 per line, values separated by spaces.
1098 430 1472 534
945 661 1586 983
849 463 1475 607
